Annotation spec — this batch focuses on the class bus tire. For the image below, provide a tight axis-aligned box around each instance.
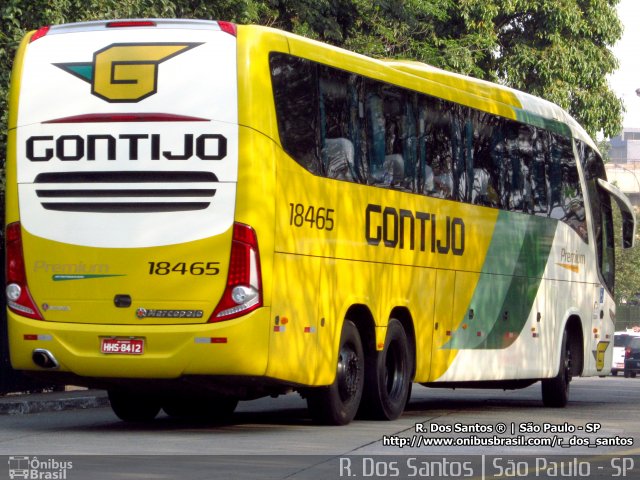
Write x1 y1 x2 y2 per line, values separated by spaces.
541 330 571 408
108 389 161 422
360 319 412 420
306 319 364 425
163 396 238 421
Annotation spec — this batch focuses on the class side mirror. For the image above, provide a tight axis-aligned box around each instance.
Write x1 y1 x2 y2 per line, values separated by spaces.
598 179 636 249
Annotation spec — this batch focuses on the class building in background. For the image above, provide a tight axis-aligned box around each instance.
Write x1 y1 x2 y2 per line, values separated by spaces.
607 128 640 206
610 128 640 163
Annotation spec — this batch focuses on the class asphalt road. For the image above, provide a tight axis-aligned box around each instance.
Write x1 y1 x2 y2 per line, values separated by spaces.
0 376 638 479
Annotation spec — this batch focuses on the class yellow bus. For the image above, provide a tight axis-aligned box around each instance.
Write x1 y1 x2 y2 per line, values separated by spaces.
5 19 636 424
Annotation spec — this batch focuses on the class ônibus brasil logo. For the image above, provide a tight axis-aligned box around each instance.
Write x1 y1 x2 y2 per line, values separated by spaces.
54 43 201 103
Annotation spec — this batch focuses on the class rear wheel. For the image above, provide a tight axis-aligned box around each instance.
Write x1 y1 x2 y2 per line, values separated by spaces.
307 320 364 425
359 319 413 420
108 389 161 422
541 330 572 408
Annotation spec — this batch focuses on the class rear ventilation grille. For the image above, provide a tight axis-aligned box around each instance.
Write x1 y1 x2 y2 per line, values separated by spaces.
34 171 218 213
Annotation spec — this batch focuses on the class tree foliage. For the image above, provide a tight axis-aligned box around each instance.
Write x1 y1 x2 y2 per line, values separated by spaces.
0 0 625 166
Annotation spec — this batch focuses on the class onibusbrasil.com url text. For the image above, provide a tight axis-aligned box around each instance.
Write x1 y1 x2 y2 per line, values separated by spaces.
383 434 634 448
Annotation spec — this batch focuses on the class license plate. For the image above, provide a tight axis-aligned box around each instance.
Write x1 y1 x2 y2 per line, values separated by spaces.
101 338 144 355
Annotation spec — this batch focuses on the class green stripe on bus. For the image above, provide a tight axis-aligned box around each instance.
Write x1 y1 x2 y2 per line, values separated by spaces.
443 212 556 350
480 215 556 349
52 274 126 281
515 109 572 137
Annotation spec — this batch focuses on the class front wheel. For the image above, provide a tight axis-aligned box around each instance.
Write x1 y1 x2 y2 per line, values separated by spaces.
306 320 364 425
541 330 571 408
359 319 413 420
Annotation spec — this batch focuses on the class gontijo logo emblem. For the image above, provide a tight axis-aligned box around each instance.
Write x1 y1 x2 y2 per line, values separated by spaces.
54 43 201 102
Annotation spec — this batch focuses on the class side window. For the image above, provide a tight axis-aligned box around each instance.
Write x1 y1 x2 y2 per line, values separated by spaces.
549 134 587 242
364 82 417 191
454 107 471 203
531 131 549 216
269 53 320 174
270 52 589 244
579 141 614 292
402 94 420 192
515 124 535 214
600 192 615 292
470 112 501 208
500 122 534 214
318 66 357 181
423 99 455 199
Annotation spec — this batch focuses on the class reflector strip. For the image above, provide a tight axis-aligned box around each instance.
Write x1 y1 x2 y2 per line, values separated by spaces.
24 334 53 341
195 337 228 344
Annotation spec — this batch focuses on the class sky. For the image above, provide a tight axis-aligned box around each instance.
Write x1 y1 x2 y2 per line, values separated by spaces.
609 0 640 129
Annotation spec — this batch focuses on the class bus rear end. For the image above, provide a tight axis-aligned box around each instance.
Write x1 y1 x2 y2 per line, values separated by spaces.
5 20 270 418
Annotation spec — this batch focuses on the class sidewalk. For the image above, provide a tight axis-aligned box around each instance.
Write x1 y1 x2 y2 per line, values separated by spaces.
0 389 109 415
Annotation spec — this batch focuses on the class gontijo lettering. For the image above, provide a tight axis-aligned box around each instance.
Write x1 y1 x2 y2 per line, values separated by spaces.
26 133 227 161
365 203 465 255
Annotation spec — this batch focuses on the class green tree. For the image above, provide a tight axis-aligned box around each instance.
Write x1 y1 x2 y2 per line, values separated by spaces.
259 0 624 139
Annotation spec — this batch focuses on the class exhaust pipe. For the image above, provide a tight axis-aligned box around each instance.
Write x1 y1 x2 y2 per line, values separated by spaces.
32 349 60 369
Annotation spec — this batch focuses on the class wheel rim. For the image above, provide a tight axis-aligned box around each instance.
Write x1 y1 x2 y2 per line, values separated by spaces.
337 342 361 402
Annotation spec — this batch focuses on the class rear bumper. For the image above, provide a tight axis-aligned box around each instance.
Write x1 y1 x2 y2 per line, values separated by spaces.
7 307 271 380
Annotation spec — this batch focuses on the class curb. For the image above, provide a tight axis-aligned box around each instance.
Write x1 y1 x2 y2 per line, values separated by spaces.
0 390 109 415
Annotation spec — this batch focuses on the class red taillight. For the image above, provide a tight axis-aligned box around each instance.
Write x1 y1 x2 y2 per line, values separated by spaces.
5 222 43 320
218 21 237 36
210 223 262 322
30 26 50 43
106 20 156 28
